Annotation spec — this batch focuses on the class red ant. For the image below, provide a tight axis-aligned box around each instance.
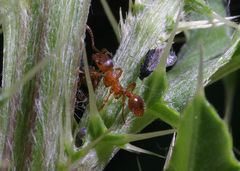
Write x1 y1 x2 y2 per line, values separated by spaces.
86 25 144 117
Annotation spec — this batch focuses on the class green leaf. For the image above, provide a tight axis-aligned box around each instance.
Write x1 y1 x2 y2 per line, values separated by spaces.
184 0 212 15
210 33 240 83
222 71 239 124
165 93 240 171
164 0 240 112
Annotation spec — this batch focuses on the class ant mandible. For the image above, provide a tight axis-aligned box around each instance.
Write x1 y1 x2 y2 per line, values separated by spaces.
86 25 144 117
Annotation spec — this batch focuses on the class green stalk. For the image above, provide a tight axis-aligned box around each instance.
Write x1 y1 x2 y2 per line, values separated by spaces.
0 0 90 170
100 0 120 42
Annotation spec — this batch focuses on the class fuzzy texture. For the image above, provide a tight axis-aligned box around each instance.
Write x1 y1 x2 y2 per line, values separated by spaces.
1 0 240 171
0 0 90 170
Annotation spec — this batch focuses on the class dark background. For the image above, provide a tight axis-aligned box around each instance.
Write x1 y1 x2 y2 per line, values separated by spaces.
0 1 239 171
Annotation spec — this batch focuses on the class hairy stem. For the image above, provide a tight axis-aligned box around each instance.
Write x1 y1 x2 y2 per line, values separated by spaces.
0 0 90 170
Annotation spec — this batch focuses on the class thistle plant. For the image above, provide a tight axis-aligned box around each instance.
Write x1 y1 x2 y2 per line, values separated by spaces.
0 0 240 171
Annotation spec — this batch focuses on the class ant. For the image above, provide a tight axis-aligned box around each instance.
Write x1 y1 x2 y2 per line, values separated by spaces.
86 25 144 117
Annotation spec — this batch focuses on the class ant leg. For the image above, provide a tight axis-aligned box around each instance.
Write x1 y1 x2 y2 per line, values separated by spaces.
78 66 102 90
114 68 123 79
126 82 136 92
121 95 126 123
89 67 103 90
78 66 98 77
99 91 113 110
101 48 112 57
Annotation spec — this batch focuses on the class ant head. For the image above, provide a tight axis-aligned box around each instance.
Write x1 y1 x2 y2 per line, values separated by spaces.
92 53 113 72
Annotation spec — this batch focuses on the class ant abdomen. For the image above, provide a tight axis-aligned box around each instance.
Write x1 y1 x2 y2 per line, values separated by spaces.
128 95 144 117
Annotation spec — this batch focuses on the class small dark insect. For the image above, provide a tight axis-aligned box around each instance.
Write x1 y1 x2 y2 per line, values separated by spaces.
139 45 177 80
75 127 87 148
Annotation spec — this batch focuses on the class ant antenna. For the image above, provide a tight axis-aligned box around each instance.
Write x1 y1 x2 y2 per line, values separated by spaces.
86 25 100 53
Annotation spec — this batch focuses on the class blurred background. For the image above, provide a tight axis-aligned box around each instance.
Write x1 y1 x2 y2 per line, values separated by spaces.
0 0 239 171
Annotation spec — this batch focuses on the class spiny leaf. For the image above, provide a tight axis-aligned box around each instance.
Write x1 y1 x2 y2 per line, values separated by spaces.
165 94 240 171
123 144 165 158
100 129 175 146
